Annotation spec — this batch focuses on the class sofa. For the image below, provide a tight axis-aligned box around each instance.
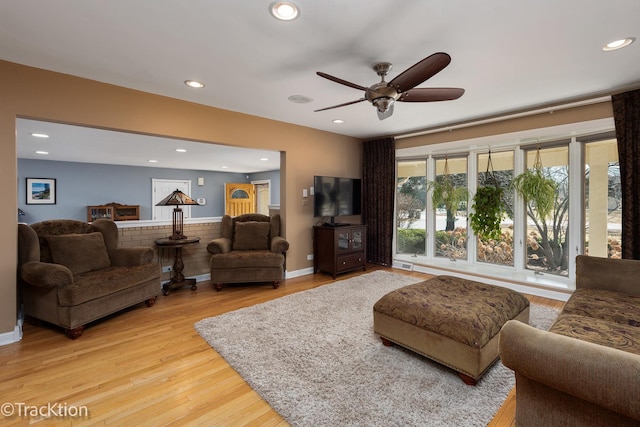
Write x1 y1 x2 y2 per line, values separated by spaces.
207 213 289 291
499 255 640 426
18 219 161 338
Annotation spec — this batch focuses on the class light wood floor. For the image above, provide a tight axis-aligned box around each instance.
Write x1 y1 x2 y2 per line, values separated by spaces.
0 265 564 426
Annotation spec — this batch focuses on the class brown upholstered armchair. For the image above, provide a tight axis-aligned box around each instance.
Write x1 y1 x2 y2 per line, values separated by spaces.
207 214 289 291
17 219 161 338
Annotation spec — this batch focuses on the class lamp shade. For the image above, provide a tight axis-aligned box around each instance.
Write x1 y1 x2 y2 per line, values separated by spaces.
155 189 199 206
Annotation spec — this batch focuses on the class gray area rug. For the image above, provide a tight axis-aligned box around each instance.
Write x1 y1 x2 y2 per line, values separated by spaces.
195 270 560 427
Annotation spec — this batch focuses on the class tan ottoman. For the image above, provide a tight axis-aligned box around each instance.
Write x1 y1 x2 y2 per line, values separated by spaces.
373 275 530 385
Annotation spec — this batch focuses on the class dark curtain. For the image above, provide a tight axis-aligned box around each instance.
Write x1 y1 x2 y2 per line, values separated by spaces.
613 88 640 259
362 137 395 265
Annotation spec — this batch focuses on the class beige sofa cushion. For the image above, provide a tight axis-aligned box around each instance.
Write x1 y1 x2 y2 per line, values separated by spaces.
233 221 270 250
46 233 111 275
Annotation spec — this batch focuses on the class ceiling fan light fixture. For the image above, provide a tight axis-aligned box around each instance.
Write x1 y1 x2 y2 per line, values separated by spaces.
603 37 635 51
373 97 395 113
269 2 299 21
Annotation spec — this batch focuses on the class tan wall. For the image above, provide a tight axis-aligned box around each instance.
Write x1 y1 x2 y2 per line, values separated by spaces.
395 101 613 148
1 60 362 335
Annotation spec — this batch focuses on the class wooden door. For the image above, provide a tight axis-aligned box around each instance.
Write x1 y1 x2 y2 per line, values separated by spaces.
255 183 270 215
225 183 255 216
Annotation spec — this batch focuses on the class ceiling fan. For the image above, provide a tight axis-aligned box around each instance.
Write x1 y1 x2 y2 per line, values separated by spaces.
315 52 464 120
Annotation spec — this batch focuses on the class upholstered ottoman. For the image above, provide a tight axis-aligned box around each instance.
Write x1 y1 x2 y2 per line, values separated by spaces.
373 275 529 385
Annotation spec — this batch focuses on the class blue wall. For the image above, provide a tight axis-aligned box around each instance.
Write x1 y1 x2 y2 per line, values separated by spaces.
18 159 280 224
250 170 281 206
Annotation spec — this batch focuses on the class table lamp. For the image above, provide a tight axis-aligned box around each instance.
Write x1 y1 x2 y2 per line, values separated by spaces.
155 189 199 240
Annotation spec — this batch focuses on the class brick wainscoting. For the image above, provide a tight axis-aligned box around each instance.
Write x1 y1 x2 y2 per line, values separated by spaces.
117 221 222 283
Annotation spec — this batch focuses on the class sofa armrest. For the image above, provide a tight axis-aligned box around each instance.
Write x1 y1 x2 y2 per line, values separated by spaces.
20 261 73 288
110 247 154 266
207 238 231 255
271 236 289 254
499 320 640 421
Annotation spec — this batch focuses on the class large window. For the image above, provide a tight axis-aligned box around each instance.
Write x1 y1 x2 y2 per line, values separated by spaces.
394 124 616 289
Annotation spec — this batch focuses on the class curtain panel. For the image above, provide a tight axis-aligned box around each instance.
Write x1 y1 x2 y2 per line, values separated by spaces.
613 89 640 260
362 137 395 265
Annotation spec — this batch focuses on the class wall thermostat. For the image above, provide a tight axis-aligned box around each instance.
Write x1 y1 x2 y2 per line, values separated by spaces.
197 198 206 205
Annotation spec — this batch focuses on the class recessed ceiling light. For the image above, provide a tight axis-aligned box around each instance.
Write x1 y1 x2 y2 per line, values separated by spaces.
184 80 205 88
31 133 49 138
176 148 187 153
288 94 313 104
332 119 345 124
603 37 635 51
221 166 228 169
260 157 269 161
269 1 299 21
148 159 158 163
35 150 49 155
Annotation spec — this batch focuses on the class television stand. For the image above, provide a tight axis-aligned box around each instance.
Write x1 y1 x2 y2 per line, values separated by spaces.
313 224 367 278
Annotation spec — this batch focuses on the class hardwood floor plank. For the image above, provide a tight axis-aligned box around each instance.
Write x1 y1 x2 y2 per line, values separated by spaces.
0 265 562 426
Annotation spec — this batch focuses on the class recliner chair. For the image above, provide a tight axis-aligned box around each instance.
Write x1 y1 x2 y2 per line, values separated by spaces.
17 219 160 338
207 213 289 291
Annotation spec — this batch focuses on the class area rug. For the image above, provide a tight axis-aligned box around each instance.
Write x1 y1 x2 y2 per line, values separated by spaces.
195 270 560 427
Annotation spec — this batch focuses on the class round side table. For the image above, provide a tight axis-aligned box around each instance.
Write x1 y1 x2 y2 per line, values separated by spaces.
155 236 200 295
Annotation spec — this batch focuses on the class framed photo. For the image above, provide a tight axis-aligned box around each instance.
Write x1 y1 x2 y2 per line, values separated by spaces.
26 178 56 205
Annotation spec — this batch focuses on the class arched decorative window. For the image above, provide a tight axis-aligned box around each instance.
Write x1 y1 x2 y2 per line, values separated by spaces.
231 189 249 199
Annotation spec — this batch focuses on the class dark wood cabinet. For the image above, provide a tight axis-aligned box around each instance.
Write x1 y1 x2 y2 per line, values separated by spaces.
88 204 139 222
313 224 366 278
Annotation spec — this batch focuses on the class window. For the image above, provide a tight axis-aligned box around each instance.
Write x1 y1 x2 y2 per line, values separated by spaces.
521 145 569 276
584 137 621 258
433 156 468 260
396 160 427 256
476 151 514 266
394 119 616 290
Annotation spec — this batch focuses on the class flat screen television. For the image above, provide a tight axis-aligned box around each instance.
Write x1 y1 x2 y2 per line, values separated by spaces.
313 175 362 225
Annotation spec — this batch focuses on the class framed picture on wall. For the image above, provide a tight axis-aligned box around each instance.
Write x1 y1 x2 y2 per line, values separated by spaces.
26 178 56 204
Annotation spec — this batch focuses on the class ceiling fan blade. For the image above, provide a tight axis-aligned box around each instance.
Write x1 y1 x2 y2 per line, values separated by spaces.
377 103 394 120
389 52 452 93
398 87 465 102
316 72 369 91
314 98 367 112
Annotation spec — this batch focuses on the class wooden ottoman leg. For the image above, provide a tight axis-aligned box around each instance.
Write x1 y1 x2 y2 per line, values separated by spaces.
458 372 478 386
380 337 394 347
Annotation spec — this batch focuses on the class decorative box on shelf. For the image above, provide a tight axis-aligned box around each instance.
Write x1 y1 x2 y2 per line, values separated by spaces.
88 203 140 222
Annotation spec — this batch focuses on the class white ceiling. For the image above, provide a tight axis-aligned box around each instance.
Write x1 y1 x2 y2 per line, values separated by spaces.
3 1 640 171
16 118 281 173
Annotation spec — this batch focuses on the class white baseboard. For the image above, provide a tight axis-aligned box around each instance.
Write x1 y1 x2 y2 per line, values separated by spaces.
193 273 211 283
0 324 22 346
285 267 314 279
